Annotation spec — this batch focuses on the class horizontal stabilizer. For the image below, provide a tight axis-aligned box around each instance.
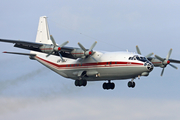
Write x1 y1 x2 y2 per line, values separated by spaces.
3 51 36 56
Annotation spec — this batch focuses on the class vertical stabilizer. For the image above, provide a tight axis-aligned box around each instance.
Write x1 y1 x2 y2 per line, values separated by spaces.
35 16 52 44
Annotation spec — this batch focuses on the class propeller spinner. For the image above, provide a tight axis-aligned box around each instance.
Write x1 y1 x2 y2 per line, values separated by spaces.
46 35 69 62
155 49 178 76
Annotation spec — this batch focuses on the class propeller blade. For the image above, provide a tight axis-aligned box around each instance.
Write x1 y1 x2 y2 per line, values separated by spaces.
136 46 141 55
169 63 178 69
46 51 54 57
155 55 164 62
169 59 180 64
89 41 97 51
60 41 69 48
90 55 98 63
78 42 87 52
50 35 57 46
58 51 65 62
161 68 165 76
166 49 172 60
145 53 154 58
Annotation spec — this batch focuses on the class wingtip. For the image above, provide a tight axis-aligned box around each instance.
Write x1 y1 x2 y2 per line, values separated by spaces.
3 51 7 53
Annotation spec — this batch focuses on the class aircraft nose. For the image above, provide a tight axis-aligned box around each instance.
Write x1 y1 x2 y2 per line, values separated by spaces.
144 62 154 71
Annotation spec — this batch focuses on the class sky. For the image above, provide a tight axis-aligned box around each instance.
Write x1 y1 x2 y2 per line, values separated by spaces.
1 0 180 120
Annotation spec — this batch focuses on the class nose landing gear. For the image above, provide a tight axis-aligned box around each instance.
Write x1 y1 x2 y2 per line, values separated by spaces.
128 78 135 88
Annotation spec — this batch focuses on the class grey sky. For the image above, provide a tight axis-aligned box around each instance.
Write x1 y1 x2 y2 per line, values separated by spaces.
1 0 180 120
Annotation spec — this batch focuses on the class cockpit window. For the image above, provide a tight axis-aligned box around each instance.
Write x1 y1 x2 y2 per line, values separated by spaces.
129 55 147 62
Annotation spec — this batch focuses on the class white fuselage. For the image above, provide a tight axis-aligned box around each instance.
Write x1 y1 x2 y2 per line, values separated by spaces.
32 51 153 81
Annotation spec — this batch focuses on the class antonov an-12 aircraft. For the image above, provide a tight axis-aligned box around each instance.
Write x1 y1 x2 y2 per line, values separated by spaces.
1 16 180 90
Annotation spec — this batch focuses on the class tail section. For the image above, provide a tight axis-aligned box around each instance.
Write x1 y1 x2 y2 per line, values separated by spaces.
35 16 52 44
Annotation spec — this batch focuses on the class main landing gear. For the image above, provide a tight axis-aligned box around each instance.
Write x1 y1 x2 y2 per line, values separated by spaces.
75 80 87 87
127 78 135 88
103 80 115 90
74 79 136 89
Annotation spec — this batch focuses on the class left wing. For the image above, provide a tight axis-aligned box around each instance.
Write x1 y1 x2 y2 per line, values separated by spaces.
0 39 43 52
0 38 98 61
0 38 76 59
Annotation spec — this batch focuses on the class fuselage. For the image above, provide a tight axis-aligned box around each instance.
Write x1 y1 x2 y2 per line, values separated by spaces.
32 51 154 81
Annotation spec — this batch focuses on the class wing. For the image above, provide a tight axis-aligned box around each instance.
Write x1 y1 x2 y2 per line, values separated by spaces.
0 39 76 59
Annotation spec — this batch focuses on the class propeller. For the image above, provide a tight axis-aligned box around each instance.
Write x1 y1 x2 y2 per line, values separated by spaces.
136 46 154 58
78 41 97 62
155 49 178 76
46 35 69 62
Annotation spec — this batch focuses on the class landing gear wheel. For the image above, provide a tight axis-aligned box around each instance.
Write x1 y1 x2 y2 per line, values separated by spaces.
103 83 107 89
82 80 87 86
102 81 115 90
132 82 135 88
75 80 87 87
128 81 135 88
75 80 80 86
110 83 115 89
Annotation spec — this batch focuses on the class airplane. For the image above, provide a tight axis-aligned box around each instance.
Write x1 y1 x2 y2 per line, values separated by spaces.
1 16 180 90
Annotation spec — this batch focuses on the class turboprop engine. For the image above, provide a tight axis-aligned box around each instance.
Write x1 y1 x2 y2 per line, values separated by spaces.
71 41 97 61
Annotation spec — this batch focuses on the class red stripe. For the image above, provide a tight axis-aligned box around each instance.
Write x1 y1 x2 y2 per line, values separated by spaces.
36 56 144 70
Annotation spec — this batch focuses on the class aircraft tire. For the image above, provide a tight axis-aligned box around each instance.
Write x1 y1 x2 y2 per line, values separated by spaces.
128 81 135 88
103 82 115 90
75 80 87 87
132 82 135 88
103 83 107 89
75 80 80 86
82 80 87 86
110 83 115 89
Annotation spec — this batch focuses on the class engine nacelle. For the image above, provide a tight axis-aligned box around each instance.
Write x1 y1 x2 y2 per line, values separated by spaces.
39 44 54 53
71 48 86 59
